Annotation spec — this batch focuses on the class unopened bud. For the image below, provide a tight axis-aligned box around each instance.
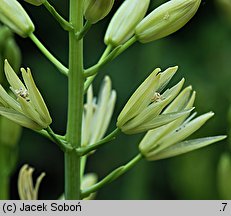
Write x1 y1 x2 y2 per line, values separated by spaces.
24 0 45 6
135 0 201 43
84 0 114 24
104 0 150 46
0 0 35 37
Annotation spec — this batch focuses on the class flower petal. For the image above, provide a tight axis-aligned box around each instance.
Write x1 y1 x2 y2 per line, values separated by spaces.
124 108 193 134
90 76 112 143
117 68 161 127
0 107 42 130
0 85 21 112
4 60 26 91
151 111 214 155
17 96 47 128
21 68 52 125
147 136 226 161
121 78 184 131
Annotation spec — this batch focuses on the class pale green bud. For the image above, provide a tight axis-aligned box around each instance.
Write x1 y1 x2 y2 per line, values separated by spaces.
59 172 98 200
135 0 201 43
104 0 150 46
24 0 45 6
82 76 116 146
117 66 195 134
84 0 115 24
0 0 35 37
18 164 45 200
82 173 98 200
0 60 52 130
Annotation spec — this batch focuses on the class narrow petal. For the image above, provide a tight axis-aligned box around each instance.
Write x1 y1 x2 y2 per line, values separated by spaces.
98 90 117 140
163 86 193 113
82 85 94 146
117 68 161 127
90 76 112 143
21 68 52 125
0 85 21 112
147 136 226 160
157 66 178 92
4 60 26 91
151 112 214 155
0 107 42 130
124 108 193 134
17 96 47 128
121 78 184 131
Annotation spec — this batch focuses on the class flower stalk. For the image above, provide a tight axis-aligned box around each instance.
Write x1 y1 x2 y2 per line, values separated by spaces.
65 0 84 200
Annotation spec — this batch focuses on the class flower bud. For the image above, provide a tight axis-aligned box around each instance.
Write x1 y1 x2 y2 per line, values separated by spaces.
135 0 201 43
82 173 98 200
24 0 45 6
84 0 114 24
0 0 35 37
104 0 150 46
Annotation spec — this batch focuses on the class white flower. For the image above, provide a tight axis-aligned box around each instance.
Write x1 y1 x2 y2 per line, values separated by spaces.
82 76 116 146
117 66 192 134
0 60 52 130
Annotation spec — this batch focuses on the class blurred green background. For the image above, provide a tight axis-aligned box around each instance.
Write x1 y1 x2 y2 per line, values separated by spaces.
4 0 231 199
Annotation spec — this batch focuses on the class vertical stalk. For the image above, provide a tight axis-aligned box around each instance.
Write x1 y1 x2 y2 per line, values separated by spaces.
65 0 84 199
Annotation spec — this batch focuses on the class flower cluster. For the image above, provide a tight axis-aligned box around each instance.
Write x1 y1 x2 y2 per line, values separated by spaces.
0 60 52 130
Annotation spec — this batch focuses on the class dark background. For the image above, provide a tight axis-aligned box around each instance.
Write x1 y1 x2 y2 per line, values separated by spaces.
7 0 231 199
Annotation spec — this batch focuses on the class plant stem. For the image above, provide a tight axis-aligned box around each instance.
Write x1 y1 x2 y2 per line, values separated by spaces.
65 0 84 199
46 127 72 152
84 46 121 77
29 33 68 76
0 174 9 200
113 36 137 60
84 45 112 92
76 21 92 40
83 36 137 92
81 153 143 198
43 0 73 31
77 128 120 156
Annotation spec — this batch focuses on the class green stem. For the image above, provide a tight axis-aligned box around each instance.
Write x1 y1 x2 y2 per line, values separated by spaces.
76 21 92 40
84 46 121 77
77 128 120 156
65 0 84 200
36 129 65 141
0 174 9 200
46 127 72 152
113 36 137 60
84 45 112 93
83 36 137 92
43 1 73 31
29 33 68 76
81 153 143 198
